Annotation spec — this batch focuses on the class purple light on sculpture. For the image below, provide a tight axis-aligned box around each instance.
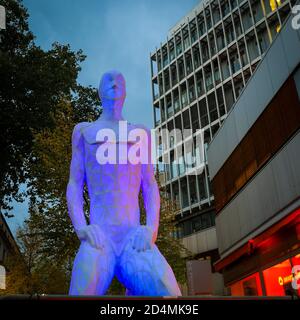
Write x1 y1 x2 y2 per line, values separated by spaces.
66 70 181 296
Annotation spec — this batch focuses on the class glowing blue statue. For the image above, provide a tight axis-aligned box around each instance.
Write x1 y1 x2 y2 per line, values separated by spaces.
67 70 182 296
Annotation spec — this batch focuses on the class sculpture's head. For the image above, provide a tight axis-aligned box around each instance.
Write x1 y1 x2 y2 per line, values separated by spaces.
98 70 126 104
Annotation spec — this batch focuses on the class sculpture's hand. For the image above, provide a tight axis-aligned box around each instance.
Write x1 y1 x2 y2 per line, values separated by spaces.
130 226 154 252
76 224 106 250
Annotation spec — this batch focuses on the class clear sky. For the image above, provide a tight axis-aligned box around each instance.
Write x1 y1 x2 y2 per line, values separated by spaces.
6 0 200 235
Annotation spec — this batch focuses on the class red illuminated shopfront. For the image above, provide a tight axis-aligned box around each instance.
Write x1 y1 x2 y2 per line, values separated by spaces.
230 254 300 297
215 208 300 297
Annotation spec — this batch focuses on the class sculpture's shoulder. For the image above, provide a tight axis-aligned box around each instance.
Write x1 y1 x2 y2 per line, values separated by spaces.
73 122 90 133
72 122 90 144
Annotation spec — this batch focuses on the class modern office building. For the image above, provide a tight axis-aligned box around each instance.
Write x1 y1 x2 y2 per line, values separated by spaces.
207 12 300 297
150 0 296 294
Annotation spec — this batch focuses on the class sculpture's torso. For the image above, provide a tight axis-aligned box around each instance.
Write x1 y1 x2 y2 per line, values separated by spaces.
80 120 143 255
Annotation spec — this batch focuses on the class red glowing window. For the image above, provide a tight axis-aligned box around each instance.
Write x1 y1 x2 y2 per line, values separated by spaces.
263 259 292 296
230 272 262 296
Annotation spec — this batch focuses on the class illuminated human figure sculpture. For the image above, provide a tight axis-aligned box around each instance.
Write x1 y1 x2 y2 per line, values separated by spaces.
67 70 182 296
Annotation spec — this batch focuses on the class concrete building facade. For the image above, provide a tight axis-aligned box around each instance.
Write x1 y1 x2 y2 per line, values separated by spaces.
207 11 300 297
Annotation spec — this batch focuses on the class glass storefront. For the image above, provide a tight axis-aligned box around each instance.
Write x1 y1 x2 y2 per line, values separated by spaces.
263 259 293 296
230 273 262 296
230 253 300 297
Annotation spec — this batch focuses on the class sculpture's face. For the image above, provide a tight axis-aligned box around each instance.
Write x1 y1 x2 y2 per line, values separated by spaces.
99 71 126 101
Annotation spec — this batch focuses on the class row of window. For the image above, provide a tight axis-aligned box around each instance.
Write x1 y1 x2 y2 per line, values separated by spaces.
155 71 248 130
175 210 216 238
163 170 213 211
153 32 259 99
152 0 291 75
152 5 290 104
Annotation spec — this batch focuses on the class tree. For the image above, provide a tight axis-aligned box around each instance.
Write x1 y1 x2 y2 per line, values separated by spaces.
0 0 98 216
3 223 70 295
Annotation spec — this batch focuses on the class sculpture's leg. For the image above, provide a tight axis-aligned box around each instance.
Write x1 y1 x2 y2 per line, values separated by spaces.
69 240 116 295
116 243 182 296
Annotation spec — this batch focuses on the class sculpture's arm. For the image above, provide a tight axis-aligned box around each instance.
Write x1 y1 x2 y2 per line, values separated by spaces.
66 123 87 236
141 128 160 244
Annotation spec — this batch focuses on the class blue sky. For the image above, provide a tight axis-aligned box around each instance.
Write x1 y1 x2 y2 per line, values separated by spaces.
6 0 200 235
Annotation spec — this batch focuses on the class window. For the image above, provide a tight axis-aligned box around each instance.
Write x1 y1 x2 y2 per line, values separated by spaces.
193 45 201 69
196 71 204 97
183 109 191 129
230 0 238 10
191 104 200 130
212 1 221 24
180 178 189 207
238 41 248 67
241 5 253 31
263 259 293 296
189 176 198 204
176 37 182 56
208 93 218 122
231 273 263 296
199 99 209 128
178 155 185 175
154 105 160 125
183 36 190 50
213 60 221 85
181 88 188 107
201 39 209 63
205 66 213 91
234 15 242 37
217 88 226 116
209 33 216 56
173 88 180 113
191 24 197 44
230 52 241 74
160 99 166 123
163 54 168 68
216 28 226 50
197 14 206 37
252 1 264 22
224 82 235 111
221 0 230 17
220 54 230 80
198 172 208 200
178 59 185 80
257 26 270 54
225 23 235 45
169 45 175 62
247 34 260 61
205 9 212 30
166 94 173 117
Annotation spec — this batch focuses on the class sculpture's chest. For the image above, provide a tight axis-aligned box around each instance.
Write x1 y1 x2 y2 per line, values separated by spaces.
81 123 146 166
